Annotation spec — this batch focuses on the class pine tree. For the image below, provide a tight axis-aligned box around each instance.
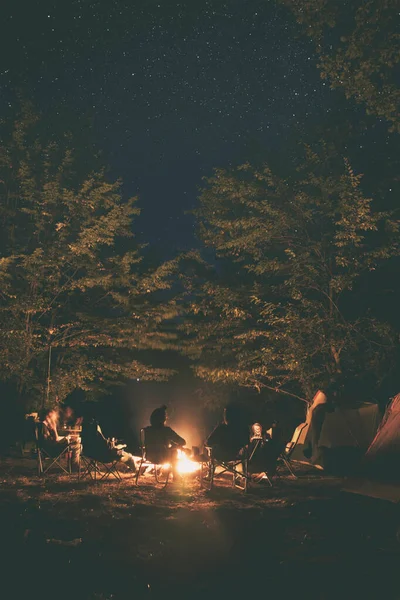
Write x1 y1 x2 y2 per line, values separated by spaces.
0 105 178 407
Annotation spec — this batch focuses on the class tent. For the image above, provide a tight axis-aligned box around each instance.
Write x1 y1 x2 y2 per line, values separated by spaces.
364 393 400 475
344 394 400 502
290 401 381 474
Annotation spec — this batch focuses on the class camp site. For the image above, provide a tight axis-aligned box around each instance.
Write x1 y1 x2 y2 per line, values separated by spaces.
1 387 400 599
1 0 400 598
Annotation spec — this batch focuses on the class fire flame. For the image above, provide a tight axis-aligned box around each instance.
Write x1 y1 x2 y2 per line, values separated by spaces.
137 449 201 476
176 449 201 474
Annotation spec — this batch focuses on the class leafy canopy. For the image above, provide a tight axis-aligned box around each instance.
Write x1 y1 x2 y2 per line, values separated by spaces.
0 105 178 406
280 0 400 132
184 147 399 401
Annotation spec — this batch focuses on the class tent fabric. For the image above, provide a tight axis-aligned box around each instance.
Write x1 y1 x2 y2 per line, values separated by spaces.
290 402 381 472
344 394 400 503
363 393 400 480
365 393 400 459
319 404 380 449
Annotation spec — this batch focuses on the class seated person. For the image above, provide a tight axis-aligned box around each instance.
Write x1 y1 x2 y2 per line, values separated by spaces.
143 405 186 475
39 408 69 452
248 423 279 480
39 406 81 465
59 403 82 429
206 404 249 462
81 413 136 472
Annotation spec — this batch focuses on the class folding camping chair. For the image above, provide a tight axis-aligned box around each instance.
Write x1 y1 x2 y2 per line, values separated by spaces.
200 445 249 492
274 422 308 479
247 435 273 487
275 444 298 479
35 422 73 476
78 452 122 482
135 428 172 488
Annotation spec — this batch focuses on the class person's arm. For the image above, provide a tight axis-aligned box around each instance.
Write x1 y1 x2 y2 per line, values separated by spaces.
96 423 108 442
168 427 186 447
46 419 64 442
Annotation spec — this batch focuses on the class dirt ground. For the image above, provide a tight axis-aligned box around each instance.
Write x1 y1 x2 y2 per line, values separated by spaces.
0 456 399 600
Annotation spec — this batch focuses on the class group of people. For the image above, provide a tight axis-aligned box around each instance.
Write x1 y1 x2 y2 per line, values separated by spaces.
205 405 283 480
37 401 283 481
38 403 137 472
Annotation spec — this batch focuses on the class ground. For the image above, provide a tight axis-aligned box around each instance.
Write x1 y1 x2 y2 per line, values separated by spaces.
1 456 399 600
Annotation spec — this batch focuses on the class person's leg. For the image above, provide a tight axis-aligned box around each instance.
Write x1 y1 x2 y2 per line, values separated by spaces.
118 449 137 472
70 437 81 467
168 447 181 480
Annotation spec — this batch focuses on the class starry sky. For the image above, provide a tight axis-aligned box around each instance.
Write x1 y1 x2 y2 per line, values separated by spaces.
1 0 341 252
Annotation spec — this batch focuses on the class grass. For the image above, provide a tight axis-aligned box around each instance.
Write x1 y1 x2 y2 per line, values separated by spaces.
1 456 399 599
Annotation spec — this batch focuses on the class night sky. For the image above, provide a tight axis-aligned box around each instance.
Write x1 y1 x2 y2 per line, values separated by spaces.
0 0 341 253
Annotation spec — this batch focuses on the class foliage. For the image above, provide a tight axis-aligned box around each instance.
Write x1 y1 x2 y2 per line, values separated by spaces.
0 105 178 407
183 148 399 401
280 0 400 132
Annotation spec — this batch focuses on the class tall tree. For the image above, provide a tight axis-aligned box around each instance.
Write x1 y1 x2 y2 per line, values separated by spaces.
0 105 178 407
279 0 400 132
184 147 399 402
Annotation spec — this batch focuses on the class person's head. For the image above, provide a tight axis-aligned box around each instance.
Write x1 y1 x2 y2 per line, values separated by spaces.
44 407 59 424
61 404 74 422
150 405 168 427
251 423 263 438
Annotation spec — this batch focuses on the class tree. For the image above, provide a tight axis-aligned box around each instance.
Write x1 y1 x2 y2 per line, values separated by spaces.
280 0 400 132
0 105 178 408
183 147 399 402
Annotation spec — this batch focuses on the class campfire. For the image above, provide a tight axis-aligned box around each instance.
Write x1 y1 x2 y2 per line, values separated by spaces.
175 448 201 475
159 448 201 475
134 447 202 477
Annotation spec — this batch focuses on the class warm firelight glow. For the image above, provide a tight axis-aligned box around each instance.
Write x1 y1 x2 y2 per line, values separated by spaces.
176 449 201 474
136 449 201 476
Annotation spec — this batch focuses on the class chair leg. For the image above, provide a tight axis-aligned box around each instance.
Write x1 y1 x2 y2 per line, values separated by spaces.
282 456 297 479
243 460 248 493
201 460 214 491
233 468 247 491
37 450 43 476
210 462 215 490
264 473 273 487
200 460 213 490
99 461 121 482
79 456 93 481
154 464 170 487
163 467 171 489
135 458 144 485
